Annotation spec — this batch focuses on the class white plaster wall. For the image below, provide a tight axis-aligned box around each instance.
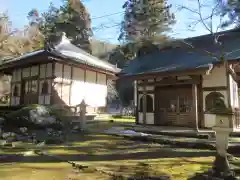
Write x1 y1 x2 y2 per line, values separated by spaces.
63 65 71 83
229 74 239 108
204 114 216 128
71 70 107 107
53 64 108 108
202 65 227 87
54 63 63 82
12 69 21 82
138 113 154 125
38 95 51 105
46 63 53 77
31 66 39 77
146 113 154 124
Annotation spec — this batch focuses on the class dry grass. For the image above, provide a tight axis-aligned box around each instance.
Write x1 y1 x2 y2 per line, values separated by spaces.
0 122 215 180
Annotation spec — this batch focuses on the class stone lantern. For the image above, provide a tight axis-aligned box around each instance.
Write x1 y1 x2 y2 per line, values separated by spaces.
79 99 87 130
207 98 236 179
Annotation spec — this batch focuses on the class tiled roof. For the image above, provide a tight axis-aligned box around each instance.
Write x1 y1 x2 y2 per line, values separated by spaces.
0 33 120 73
121 28 240 76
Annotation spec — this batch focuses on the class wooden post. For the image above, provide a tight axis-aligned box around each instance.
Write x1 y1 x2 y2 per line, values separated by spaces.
192 83 199 130
225 61 231 108
143 80 147 125
134 80 138 124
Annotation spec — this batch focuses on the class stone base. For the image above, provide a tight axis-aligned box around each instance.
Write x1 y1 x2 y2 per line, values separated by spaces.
213 154 231 176
188 169 237 180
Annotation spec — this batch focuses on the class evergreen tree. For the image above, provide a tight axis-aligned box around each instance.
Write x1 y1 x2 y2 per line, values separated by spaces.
216 0 240 27
39 0 92 53
119 0 175 42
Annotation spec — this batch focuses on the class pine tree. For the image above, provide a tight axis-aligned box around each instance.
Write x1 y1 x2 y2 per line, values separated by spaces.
119 0 175 42
216 0 240 27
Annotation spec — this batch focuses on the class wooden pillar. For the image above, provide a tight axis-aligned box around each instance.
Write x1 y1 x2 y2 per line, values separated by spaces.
143 80 147 125
134 80 138 124
225 61 231 108
192 83 199 130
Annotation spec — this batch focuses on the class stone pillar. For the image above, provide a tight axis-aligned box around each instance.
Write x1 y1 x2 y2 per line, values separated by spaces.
80 100 87 130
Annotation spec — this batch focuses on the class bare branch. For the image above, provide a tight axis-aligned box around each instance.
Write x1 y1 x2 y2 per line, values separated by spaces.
225 49 240 57
196 0 212 33
180 0 221 35
180 39 219 61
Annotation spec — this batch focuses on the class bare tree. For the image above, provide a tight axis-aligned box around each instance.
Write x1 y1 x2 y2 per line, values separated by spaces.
0 13 44 102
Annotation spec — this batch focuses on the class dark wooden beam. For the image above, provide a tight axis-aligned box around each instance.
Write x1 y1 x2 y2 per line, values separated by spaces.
61 64 64 100
37 64 40 104
202 86 227 91
69 66 73 106
135 81 139 124
50 63 55 104
142 79 147 125
138 90 155 94
192 83 198 130
119 67 208 80
138 78 200 87
198 76 204 128
43 64 48 104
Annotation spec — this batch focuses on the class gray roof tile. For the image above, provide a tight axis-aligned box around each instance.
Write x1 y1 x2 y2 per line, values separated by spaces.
122 28 240 76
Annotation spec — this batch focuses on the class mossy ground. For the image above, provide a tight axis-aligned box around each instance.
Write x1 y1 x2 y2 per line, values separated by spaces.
0 122 215 180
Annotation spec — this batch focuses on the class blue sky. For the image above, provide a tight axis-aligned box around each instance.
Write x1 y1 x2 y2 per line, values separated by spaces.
0 0 230 44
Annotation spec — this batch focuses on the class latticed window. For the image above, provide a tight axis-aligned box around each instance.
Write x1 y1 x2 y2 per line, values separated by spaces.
13 85 19 97
41 81 49 95
205 92 225 111
139 94 153 112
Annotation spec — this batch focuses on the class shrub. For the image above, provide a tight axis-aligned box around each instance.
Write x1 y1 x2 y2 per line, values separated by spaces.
2 104 63 130
112 115 122 118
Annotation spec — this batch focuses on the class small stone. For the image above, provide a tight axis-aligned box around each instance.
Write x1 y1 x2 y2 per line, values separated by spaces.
23 150 36 156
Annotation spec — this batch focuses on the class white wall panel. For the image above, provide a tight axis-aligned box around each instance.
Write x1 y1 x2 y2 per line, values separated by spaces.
86 70 96 83
202 65 227 87
22 67 30 78
46 63 53 77
97 73 106 85
72 67 84 81
31 66 38 76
